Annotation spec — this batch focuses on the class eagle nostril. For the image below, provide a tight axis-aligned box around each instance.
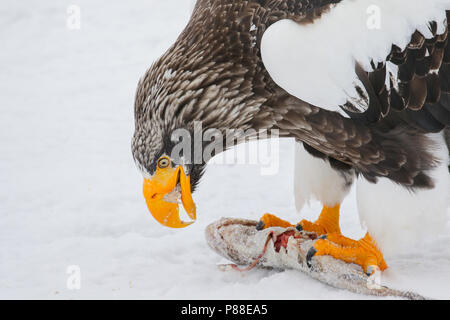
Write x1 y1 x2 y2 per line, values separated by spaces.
144 190 161 201
151 193 159 200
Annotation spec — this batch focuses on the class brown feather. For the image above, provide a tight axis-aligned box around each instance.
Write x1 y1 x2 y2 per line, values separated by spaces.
407 76 428 110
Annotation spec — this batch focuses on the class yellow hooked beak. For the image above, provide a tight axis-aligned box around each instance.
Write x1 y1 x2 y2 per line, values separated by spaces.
143 164 196 228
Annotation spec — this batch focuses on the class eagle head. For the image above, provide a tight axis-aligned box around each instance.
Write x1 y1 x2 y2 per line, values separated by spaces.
130 49 212 228
131 3 276 228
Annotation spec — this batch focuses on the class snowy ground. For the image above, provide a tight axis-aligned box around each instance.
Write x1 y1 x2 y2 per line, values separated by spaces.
1 0 450 299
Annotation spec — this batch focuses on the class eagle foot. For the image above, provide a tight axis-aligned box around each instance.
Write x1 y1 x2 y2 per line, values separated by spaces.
257 205 341 233
296 204 341 235
307 232 388 275
256 213 293 230
257 207 388 275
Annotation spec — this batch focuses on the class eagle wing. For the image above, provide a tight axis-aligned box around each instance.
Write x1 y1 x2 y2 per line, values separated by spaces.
261 0 449 131
259 0 449 187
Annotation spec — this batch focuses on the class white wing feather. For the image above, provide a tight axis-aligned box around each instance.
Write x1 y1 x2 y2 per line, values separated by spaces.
261 0 449 115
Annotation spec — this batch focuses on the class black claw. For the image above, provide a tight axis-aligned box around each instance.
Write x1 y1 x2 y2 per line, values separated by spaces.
366 266 376 277
295 224 303 232
256 220 265 231
306 247 317 269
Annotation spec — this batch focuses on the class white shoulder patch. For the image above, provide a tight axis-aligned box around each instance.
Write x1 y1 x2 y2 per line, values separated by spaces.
261 0 449 114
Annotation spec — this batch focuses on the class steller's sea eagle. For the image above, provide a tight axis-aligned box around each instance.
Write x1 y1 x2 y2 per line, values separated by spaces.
132 0 450 275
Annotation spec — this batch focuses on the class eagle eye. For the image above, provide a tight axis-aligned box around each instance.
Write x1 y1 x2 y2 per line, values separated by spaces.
157 157 170 169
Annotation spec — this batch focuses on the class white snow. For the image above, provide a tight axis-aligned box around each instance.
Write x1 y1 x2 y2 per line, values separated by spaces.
1 0 450 300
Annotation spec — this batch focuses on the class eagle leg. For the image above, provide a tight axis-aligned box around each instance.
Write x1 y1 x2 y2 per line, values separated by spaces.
307 232 388 275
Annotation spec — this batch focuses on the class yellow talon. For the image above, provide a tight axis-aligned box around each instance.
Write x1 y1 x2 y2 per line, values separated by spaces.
297 204 341 235
311 232 387 275
256 213 294 230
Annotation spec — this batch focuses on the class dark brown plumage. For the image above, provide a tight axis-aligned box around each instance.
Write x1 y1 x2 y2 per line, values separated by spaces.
132 0 449 191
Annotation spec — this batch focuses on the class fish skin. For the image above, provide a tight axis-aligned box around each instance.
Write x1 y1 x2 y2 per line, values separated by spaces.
205 218 428 300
